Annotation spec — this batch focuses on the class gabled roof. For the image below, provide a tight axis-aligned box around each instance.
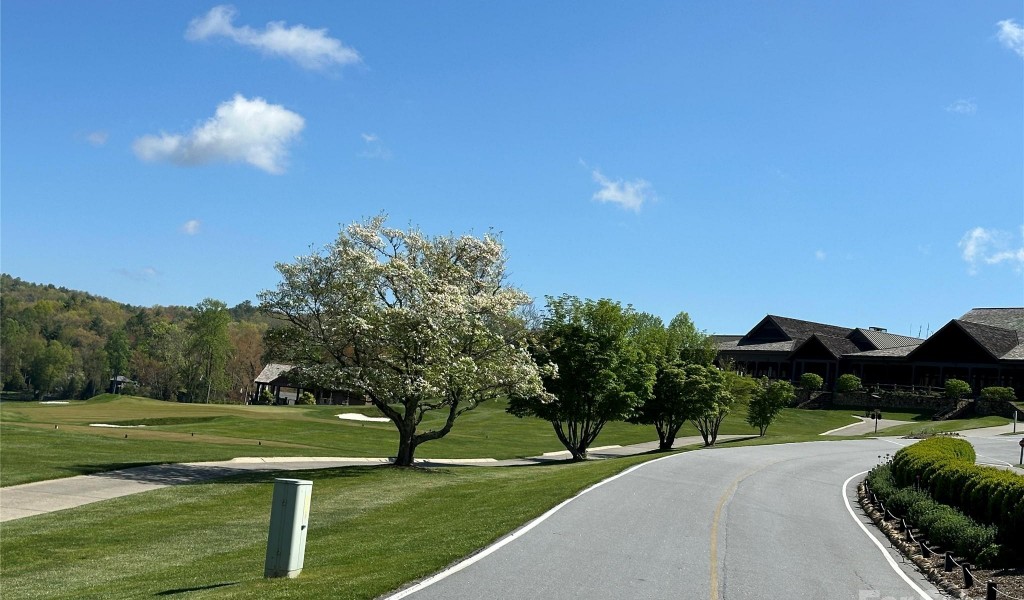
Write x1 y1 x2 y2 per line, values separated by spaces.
908 320 1020 363
737 315 852 348
768 315 852 341
852 328 922 350
790 333 860 359
255 363 294 384
956 320 1021 358
959 308 1024 332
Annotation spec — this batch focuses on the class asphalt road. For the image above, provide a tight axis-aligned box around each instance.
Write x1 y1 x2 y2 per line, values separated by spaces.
387 440 948 600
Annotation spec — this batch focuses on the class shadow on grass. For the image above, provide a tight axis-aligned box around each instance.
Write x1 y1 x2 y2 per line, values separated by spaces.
155 582 238 595
64 463 413 486
60 462 168 477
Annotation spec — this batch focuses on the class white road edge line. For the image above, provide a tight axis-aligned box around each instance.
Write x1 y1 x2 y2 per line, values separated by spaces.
381 452 681 600
842 471 932 600
820 417 868 436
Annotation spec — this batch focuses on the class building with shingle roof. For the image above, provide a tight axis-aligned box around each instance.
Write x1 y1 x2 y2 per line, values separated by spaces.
718 307 1024 395
253 363 365 406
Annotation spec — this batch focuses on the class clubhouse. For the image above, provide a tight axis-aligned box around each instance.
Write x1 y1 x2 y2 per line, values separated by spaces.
716 308 1024 396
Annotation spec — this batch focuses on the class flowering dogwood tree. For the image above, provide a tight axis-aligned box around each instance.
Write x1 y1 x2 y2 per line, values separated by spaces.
258 215 546 466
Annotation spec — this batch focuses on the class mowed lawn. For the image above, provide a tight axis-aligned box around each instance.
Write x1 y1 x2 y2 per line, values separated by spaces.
0 455 664 600
2 393 943 487
1 394 664 486
1 395 1004 599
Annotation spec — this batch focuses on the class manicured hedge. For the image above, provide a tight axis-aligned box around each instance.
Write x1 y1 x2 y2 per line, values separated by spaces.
867 465 999 564
980 386 1016 402
890 437 1024 555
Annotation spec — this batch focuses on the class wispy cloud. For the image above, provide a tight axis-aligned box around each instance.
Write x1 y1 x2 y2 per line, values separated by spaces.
815 250 827 261
959 226 1024 274
186 5 361 70
85 131 109 146
133 94 304 174
115 267 159 281
181 219 201 235
359 132 391 159
581 161 653 212
945 99 976 115
997 19 1024 59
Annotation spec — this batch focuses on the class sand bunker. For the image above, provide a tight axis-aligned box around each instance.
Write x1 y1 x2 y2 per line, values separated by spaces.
89 424 146 428
39 401 70 405
337 413 390 423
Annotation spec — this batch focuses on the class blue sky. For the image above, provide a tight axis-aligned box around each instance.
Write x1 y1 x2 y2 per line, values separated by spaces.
2 2 1022 335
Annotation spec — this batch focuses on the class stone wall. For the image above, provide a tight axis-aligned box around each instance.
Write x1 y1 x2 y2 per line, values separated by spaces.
830 390 952 413
975 398 1019 418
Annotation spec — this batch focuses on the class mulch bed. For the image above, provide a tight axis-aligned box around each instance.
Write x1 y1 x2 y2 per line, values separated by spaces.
858 482 1024 600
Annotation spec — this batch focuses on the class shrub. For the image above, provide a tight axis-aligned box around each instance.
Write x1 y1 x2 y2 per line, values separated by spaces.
299 391 317 406
257 389 275 405
944 378 971 400
835 374 861 393
980 386 1016 402
799 373 823 392
889 437 1023 557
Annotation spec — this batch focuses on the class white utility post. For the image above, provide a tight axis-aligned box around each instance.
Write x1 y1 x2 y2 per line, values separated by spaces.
264 478 313 579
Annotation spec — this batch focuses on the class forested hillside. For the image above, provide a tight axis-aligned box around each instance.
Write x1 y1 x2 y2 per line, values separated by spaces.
1 274 268 402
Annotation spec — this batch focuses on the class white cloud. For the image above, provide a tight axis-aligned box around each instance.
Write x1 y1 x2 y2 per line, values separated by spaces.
358 132 391 159
997 19 1024 58
86 131 109 146
959 226 1024 274
133 94 304 174
815 250 827 261
186 5 361 70
115 267 159 281
181 219 201 235
583 163 653 212
945 99 976 115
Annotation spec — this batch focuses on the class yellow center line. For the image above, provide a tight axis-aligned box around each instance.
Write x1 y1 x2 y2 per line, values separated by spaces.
709 466 764 600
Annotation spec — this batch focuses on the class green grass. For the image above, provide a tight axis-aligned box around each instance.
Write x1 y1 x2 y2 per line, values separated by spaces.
0 453 665 600
0 395 664 485
0 394 954 487
874 415 1011 437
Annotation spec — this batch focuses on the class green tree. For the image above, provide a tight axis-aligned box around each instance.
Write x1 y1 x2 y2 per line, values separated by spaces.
679 363 733 446
944 378 971 400
260 216 545 466
746 377 795 436
181 299 231 403
666 312 718 366
1 318 29 390
28 340 73 399
631 310 721 450
508 296 656 461
226 321 266 403
835 373 862 393
104 329 131 391
132 320 184 400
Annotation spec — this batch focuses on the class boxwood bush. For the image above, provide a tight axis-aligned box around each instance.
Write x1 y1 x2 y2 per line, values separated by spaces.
980 386 1016 402
868 464 1000 564
889 437 1023 559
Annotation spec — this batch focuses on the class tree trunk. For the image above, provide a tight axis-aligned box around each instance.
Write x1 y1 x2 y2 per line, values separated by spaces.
552 421 588 461
394 428 417 466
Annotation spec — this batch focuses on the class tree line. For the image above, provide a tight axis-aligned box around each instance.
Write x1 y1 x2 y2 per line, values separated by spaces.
3 216 800 464
0 274 266 403
260 216 798 466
